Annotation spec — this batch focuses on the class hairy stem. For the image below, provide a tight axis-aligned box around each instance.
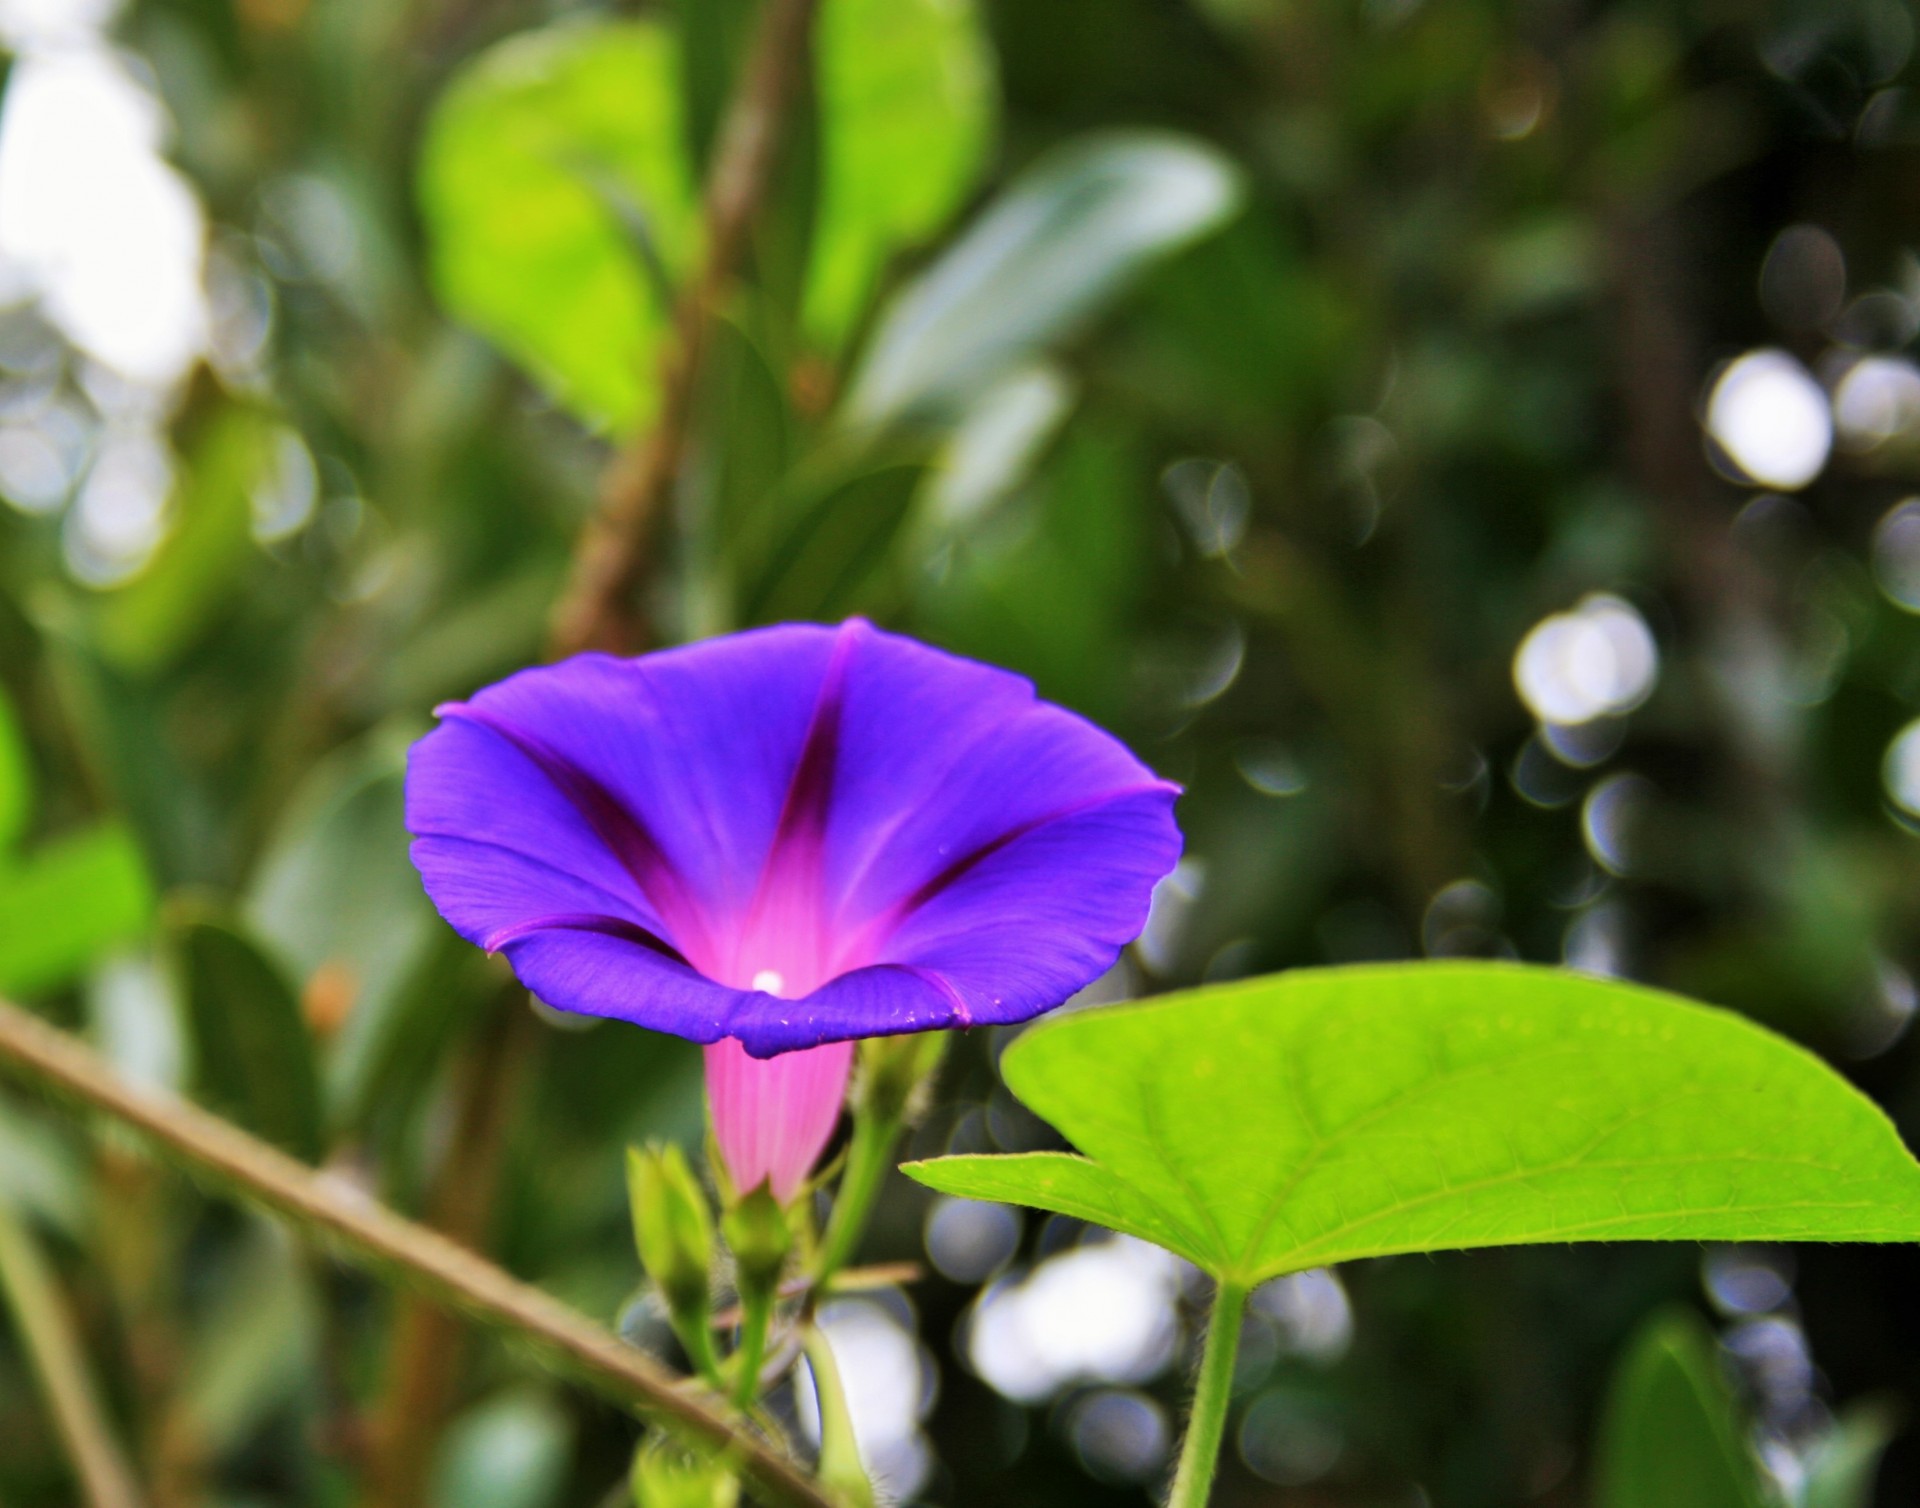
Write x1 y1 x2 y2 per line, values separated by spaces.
0 1193 146 1508
1166 1281 1246 1508
0 998 834 1508
801 1326 872 1508
730 1284 775 1411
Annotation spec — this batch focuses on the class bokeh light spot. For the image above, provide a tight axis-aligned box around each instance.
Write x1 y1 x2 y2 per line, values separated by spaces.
1513 594 1658 726
1704 349 1831 490
1833 354 1920 449
1067 1390 1170 1484
1882 719 1920 816
1872 499 1920 611
924 1196 1021 1284
966 1236 1186 1405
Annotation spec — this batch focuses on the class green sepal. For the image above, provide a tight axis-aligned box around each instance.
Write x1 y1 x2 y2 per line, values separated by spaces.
627 1144 719 1381
631 1434 740 1508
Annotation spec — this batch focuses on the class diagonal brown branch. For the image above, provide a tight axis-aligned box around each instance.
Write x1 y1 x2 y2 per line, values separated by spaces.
549 0 822 659
0 998 835 1508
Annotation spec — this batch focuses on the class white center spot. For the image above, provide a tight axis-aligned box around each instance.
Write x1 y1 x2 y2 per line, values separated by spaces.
752 970 786 996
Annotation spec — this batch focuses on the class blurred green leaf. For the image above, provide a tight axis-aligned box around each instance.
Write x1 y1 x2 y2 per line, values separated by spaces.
174 1219 319 1459
339 934 499 1144
844 130 1242 429
243 727 438 1124
0 825 153 997
1804 1401 1901 1508
693 317 793 633
920 362 1074 535
94 406 272 675
804 0 996 350
86 950 186 1094
430 1390 574 1508
40 625 216 887
0 1098 85 1240
1596 1310 1763 1508
677 0 756 174
922 421 1143 719
419 19 699 433
170 908 323 1162
905 963 1920 1281
736 455 928 624
0 683 31 855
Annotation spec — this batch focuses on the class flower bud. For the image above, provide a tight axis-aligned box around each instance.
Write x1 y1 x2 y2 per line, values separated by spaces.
627 1144 715 1351
631 1436 739 1508
720 1183 792 1297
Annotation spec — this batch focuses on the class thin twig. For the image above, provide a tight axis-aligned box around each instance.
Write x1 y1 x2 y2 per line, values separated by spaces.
548 0 821 658
0 1194 146 1508
0 999 835 1508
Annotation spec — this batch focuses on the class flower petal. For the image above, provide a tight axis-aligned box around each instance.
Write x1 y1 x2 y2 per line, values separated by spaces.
408 628 845 964
494 921 751 1042
406 620 1183 1052
732 788 1180 1056
810 625 1179 934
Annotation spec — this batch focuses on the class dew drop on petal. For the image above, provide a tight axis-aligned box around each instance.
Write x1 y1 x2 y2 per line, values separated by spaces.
752 969 785 995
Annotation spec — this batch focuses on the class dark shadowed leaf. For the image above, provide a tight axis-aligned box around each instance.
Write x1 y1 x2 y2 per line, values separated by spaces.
170 908 323 1162
844 130 1242 429
676 0 756 174
1596 1310 1764 1508
736 455 928 624
905 963 1920 1281
243 727 438 1123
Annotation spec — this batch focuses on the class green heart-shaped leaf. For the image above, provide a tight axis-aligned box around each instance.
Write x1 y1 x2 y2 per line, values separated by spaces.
904 963 1920 1283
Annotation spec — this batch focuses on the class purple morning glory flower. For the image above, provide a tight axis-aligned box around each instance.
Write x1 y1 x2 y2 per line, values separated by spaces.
404 619 1181 1200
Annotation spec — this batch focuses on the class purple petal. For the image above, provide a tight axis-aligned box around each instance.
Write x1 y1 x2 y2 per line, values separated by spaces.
405 620 1182 1052
731 789 1180 1056
491 922 747 1042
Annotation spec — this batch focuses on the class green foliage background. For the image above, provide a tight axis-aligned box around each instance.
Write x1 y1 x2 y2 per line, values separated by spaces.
0 0 1919 1503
